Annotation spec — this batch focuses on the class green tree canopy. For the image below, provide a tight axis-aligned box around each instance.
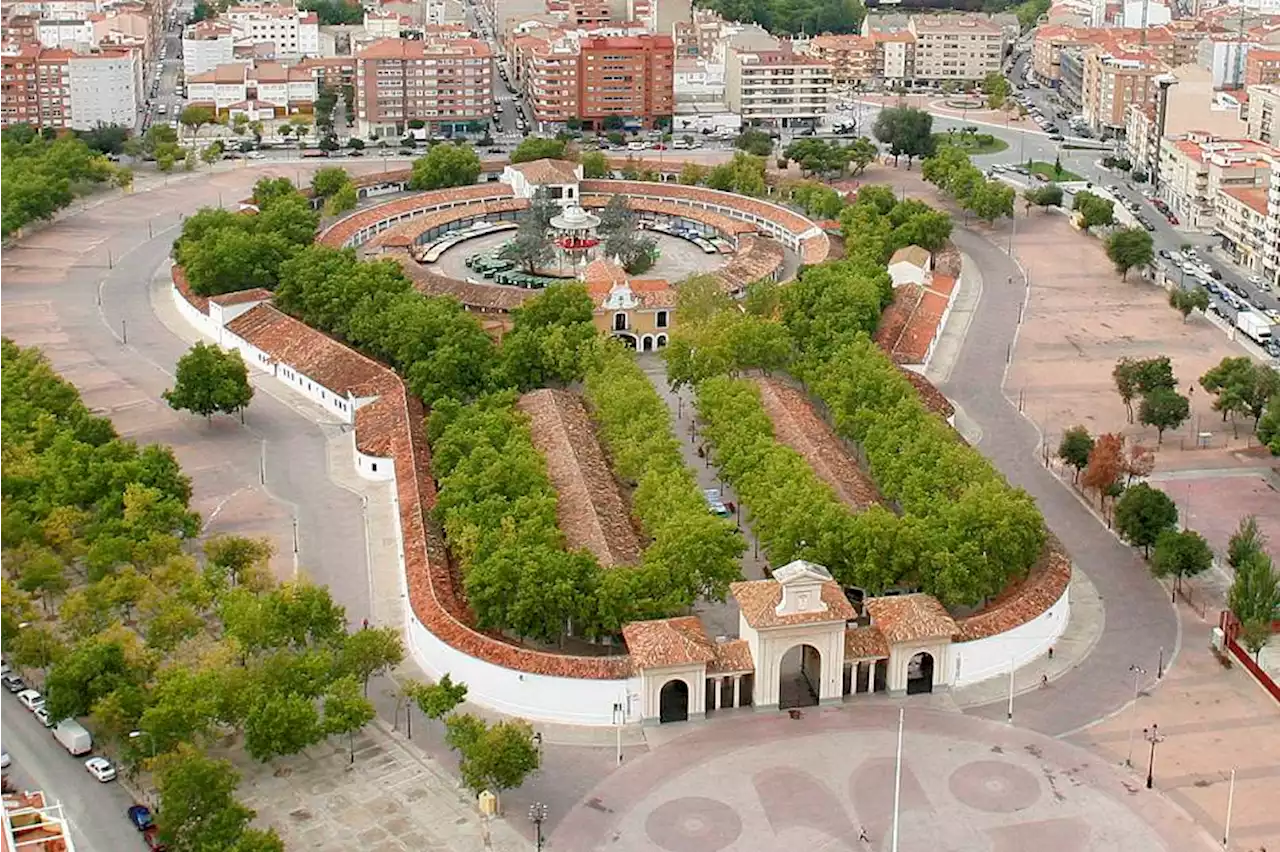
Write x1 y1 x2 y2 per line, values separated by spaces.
410 143 482 190
510 137 568 163
1057 425 1094 480
1150 528 1214 591
163 343 255 421
1072 190 1115 230
1105 227 1155 279
1138 386 1190 444
1114 482 1178 555
873 106 935 166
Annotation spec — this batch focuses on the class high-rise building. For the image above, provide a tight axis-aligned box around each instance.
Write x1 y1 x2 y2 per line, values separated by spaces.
576 34 673 129
1246 48 1280 86
1247 83 1280 143
725 40 832 129
1 43 140 129
907 14 1003 83
1082 48 1162 135
354 37 494 137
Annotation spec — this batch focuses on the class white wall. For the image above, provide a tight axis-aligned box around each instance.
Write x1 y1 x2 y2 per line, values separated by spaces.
68 53 139 130
950 582 1070 686
355 449 395 481
406 612 638 725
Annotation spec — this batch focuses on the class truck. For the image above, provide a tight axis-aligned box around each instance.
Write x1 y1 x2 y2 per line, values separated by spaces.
1236 310 1273 347
53 719 92 756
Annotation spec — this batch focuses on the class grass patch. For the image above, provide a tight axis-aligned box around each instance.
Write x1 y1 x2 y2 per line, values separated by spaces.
1026 160 1082 182
933 132 1009 155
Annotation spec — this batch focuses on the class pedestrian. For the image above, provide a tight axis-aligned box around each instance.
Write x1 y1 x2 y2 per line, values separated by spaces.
858 826 869 843
1047 646 1054 661
1040 673 1049 688
361 618 369 630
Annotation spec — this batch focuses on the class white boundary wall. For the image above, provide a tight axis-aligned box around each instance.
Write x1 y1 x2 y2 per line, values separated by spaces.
950 582 1070 687
172 281 638 725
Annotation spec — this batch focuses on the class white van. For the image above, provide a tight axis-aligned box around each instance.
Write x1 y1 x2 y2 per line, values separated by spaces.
626 140 646 151
54 719 92 756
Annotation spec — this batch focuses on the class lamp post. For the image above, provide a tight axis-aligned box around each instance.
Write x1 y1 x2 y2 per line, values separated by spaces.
528 802 548 851
1125 664 1145 767
1143 723 1165 790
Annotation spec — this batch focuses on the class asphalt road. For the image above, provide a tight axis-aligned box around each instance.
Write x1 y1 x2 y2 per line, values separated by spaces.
2 694 147 852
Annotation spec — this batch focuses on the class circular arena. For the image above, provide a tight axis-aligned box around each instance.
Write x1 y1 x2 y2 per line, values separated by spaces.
167 158 1070 727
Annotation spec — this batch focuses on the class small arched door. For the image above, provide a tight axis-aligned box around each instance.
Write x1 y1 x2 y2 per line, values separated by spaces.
659 679 690 723
906 651 934 695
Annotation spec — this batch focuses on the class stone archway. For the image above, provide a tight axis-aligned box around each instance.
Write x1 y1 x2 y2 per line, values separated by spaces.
907 651 934 695
659 679 690 723
642 335 654 352
615 332 637 349
656 334 668 348
779 644 822 710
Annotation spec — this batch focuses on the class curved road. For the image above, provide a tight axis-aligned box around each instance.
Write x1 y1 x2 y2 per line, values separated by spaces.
944 226 1180 736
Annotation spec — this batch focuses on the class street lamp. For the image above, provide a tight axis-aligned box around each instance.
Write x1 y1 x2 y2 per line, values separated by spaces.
1143 723 1165 790
1124 664 1145 767
528 802 548 851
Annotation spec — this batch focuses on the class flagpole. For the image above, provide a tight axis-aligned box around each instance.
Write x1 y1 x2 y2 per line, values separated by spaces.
891 707 904 852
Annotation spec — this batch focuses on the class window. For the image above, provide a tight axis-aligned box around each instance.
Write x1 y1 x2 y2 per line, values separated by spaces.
656 310 668 328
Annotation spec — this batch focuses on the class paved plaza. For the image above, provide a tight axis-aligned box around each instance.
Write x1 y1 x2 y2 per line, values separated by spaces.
551 705 1218 852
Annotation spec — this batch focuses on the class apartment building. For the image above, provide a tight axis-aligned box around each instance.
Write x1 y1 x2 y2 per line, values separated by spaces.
1247 83 1280 142
1157 134 1276 228
908 14 1002 83
1 43 140 129
37 18 92 48
1031 25 1184 84
1124 64 1247 174
875 30 916 88
1082 48 1162 135
725 40 832 128
672 7 721 58
577 34 673 129
1216 184 1272 275
354 37 493 137
4 13 41 46
806 34 878 87
182 20 234 76
186 60 316 117
221 2 320 60
93 8 155 57
524 36 579 124
296 55 355 88
1246 47 1280 84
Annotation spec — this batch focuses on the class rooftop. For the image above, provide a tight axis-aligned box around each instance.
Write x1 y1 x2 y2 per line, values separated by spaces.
730 577 856 629
864 593 957 644
510 158 581 184
622 616 717 669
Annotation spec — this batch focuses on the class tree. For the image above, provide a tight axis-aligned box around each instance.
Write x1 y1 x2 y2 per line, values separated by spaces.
1227 514 1268 571
204 535 273 587
199 142 223 165
163 342 254 421
1072 191 1115 230
179 105 217 139
1080 432 1124 505
323 675 376 763
1259 394 1280 454
1200 357 1280 428
734 128 774 157
678 162 707 185
154 744 255 852
1138 386 1190 444
16 547 69 612
499 223 554 274
413 672 468 720
1150 528 1214 594
1114 356 1176 423
409 143 482 190
510 137 567 163
982 72 1012 109
1168 286 1209 322
310 166 350 198
1105 227 1154 279
846 137 877 176
243 690 325 761
1114 482 1179 556
336 626 404 695
1228 548 1279 631
873 106 935 166
580 149 609 178
1057 425 1094 481
324 182 357 216
965 179 1014 223
446 714 541 805
1023 183 1063 212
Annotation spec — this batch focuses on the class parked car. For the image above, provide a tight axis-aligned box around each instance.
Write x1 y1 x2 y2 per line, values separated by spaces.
128 805 155 831
143 828 169 851
1166 213 1179 225
16 689 44 712
33 706 52 727
703 489 731 518
85 757 117 783
1048 133 1064 141
2 673 26 693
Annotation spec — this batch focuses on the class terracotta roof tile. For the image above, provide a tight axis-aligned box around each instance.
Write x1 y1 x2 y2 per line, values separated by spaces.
753 377 883 512
581 258 628 286
208 288 272 306
874 283 922 356
511 158 581 184
953 536 1071 641
889 245 930 268
730 579 856 629
224 304 389 395
709 638 755 674
896 368 954 420
580 194 757 236
844 625 889 659
320 183 516 248
894 289 949 364
516 389 642 568
622 616 716 669
864 594 957 644
578 180 819 238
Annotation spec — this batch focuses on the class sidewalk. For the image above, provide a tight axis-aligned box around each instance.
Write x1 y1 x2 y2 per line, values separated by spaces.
950 566 1106 710
1068 611 1280 852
